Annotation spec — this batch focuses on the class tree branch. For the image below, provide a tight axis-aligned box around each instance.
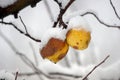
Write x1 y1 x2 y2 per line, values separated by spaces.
0 21 41 42
0 0 42 19
49 72 82 78
19 16 28 34
81 12 120 29
53 0 75 28
110 0 120 20
82 55 110 80
18 71 82 79
54 0 62 8
15 71 18 80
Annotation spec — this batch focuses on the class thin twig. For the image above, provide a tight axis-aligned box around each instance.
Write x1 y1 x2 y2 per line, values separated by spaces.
0 21 41 42
110 0 120 20
53 0 75 28
0 30 43 80
49 72 82 78
15 71 18 80
16 52 44 80
18 71 82 78
81 12 120 29
19 16 28 33
82 55 110 80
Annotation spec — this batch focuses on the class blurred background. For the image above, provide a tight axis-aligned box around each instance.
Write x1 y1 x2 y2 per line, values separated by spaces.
0 0 120 80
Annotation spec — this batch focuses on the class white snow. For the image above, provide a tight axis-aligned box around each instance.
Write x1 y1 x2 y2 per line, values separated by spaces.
40 28 67 49
68 16 91 32
100 60 120 80
0 70 15 80
0 0 17 8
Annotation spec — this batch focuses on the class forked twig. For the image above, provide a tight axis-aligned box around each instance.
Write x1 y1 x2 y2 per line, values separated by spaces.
81 12 120 29
19 16 28 33
82 55 110 80
53 0 75 28
0 21 41 42
81 0 120 29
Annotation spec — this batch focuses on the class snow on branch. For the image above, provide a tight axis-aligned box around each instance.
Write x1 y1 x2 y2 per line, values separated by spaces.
0 0 42 19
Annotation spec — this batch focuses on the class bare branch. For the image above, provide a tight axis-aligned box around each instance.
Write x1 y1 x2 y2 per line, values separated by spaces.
0 21 41 42
19 16 28 34
54 0 62 8
49 72 82 78
18 71 82 79
82 55 110 80
15 71 18 80
0 0 42 19
0 30 43 80
110 0 120 20
53 0 75 28
81 12 120 29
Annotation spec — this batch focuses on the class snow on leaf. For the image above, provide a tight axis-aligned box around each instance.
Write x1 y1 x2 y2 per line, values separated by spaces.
40 28 69 63
66 16 91 50
40 28 67 49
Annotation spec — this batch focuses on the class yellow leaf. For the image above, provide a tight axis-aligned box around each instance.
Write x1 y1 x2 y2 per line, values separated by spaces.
66 27 91 50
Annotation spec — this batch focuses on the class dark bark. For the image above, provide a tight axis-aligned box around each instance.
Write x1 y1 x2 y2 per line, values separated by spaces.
0 0 42 19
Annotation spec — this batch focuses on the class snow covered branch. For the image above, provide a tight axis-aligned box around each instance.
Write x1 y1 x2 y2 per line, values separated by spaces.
0 0 42 19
